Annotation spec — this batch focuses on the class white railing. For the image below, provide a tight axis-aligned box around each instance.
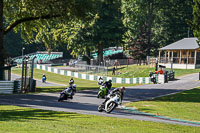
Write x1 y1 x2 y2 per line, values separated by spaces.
159 57 195 64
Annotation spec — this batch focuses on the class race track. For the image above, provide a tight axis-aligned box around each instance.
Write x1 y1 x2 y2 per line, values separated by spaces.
1 73 200 127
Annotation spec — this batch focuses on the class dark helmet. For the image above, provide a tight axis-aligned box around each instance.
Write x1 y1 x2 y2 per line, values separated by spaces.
120 86 125 92
108 79 112 83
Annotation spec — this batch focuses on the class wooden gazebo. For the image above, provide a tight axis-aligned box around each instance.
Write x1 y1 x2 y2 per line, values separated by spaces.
158 37 200 69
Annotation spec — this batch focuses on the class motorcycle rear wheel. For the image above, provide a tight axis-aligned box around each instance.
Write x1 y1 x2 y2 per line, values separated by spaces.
98 104 104 112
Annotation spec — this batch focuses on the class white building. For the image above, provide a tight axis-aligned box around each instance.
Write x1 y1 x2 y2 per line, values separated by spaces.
159 37 200 69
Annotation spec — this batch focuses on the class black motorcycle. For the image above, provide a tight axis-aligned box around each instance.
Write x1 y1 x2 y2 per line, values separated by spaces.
58 85 76 102
149 71 157 84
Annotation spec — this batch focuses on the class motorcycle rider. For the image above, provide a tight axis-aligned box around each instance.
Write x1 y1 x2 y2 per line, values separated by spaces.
104 80 112 89
98 77 104 86
59 84 76 101
68 84 76 99
101 86 125 107
42 74 47 83
103 80 112 94
68 77 76 99
69 77 74 85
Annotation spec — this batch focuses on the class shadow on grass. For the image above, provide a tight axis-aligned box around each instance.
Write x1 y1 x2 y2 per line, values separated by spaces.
107 67 126 72
36 86 99 93
152 88 200 103
36 87 66 93
0 107 90 122
137 108 155 113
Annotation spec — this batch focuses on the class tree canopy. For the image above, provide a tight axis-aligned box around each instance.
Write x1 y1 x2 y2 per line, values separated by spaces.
0 0 98 65
192 0 200 41
0 0 99 80
47 0 124 64
1 0 197 69
122 0 193 59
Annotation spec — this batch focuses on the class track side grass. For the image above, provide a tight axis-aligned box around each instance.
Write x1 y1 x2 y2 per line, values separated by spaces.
11 68 137 93
0 105 199 133
55 65 200 78
125 87 200 122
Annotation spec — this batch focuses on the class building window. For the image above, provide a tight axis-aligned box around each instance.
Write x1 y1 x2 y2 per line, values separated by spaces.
192 52 194 57
174 52 177 57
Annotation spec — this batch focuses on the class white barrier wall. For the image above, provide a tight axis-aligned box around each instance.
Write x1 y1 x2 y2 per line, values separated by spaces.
35 64 160 84
0 81 14 94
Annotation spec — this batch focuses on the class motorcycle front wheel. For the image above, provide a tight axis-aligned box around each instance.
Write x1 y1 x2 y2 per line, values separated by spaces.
97 91 103 98
106 101 117 113
58 93 66 102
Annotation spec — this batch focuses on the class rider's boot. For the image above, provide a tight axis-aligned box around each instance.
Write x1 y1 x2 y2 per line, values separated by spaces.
69 95 73 99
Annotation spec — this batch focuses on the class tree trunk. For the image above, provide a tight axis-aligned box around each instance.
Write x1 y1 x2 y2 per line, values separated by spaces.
0 0 6 80
147 0 154 56
86 47 91 65
97 43 103 65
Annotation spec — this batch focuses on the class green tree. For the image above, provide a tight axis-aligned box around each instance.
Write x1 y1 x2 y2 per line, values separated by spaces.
4 31 47 57
122 0 193 58
192 0 200 40
93 0 124 64
0 0 97 79
51 0 125 64
152 0 193 53
122 0 150 59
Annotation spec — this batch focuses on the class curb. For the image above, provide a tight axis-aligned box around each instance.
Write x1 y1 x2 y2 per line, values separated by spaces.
120 106 200 125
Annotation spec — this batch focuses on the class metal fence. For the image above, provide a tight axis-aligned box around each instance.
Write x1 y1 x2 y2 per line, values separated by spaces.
45 59 70 65
91 59 147 67
74 64 108 76
105 59 146 66
72 59 147 76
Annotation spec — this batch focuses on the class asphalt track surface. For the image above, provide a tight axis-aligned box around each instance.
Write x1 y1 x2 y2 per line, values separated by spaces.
1 73 200 127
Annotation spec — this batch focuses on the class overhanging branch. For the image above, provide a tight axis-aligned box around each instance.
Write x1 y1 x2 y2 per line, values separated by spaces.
4 14 61 35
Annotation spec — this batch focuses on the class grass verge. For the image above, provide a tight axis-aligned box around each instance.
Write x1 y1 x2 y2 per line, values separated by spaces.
11 68 137 93
56 65 200 78
0 105 199 133
125 87 200 122
106 65 200 78
35 86 104 93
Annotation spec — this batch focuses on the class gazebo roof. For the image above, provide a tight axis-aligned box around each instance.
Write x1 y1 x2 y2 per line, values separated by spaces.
160 38 199 50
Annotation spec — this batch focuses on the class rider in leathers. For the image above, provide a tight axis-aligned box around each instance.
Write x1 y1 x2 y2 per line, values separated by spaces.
103 80 112 95
101 86 125 107
68 77 76 99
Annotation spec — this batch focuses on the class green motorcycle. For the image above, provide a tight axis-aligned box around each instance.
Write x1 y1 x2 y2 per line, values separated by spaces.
97 86 108 98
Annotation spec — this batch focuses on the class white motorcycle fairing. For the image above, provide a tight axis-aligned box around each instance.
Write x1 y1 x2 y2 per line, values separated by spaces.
104 94 121 113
